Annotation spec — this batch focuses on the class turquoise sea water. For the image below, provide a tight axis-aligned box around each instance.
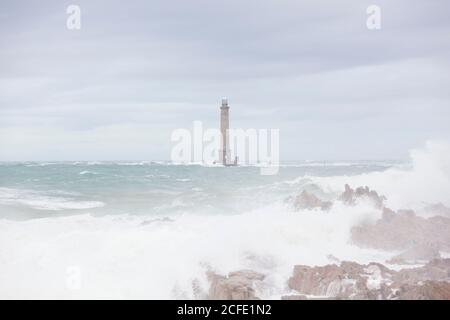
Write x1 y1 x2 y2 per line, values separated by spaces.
2 160 424 299
0 161 396 220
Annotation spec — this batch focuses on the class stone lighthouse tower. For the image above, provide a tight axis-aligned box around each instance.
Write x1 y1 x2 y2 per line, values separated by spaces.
219 98 231 165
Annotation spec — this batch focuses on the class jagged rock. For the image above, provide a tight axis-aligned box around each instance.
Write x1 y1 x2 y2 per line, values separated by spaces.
395 281 450 300
388 243 441 265
327 254 341 263
351 208 450 253
282 294 338 300
207 270 264 300
392 259 450 284
191 278 206 299
345 188 450 260
281 294 308 300
287 261 394 299
287 259 450 300
424 203 450 218
292 191 332 211
339 184 386 208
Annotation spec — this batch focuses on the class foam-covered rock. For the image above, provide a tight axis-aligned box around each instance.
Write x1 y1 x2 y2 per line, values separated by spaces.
339 184 386 208
207 270 264 300
292 191 332 211
288 261 394 299
287 259 450 300
388 243 441 265
351 208 450 253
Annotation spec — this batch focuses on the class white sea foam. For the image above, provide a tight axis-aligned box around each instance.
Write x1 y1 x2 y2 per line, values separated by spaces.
0 201 387 299
79 170 98 175
0 188 104 211
116 161 150 166
286 141 450 212
0 141 448 299
24 162 59 167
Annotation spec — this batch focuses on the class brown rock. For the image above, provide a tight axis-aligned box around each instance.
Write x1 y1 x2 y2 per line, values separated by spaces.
287 259 450 300
281 294 308 300
287 261 394 299
292 191 332 211
339 184 386 208
395 281 450 300
388 243 441 265
392 258 450 284
351 209 450 253
423 203 450 218
207 270 264 300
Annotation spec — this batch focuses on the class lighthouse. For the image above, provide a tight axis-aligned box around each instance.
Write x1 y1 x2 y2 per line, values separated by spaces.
219 98 237 166
219 98 230 165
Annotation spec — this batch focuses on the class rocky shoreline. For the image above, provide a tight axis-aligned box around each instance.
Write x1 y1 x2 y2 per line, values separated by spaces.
205 185 450 300
285 258 450 300
207 259 450 300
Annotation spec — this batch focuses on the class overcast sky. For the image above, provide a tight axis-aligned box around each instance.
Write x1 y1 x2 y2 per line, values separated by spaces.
1 0 449 161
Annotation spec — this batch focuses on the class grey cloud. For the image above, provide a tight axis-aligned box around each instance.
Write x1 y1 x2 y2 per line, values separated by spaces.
0 0 450 160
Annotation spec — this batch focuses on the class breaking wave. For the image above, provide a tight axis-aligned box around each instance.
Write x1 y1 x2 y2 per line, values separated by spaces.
0 141 449 298
0 188 105 211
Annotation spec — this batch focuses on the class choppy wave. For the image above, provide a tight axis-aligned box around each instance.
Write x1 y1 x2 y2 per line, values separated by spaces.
0 141 449 298
79 170 99 175
299 141 450 211
0 202 388 299
0 188 104 211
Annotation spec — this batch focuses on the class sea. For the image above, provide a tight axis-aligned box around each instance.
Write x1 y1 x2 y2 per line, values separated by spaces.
0 142 448 298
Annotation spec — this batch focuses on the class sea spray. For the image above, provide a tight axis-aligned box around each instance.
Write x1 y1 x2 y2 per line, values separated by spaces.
0 141 449 298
